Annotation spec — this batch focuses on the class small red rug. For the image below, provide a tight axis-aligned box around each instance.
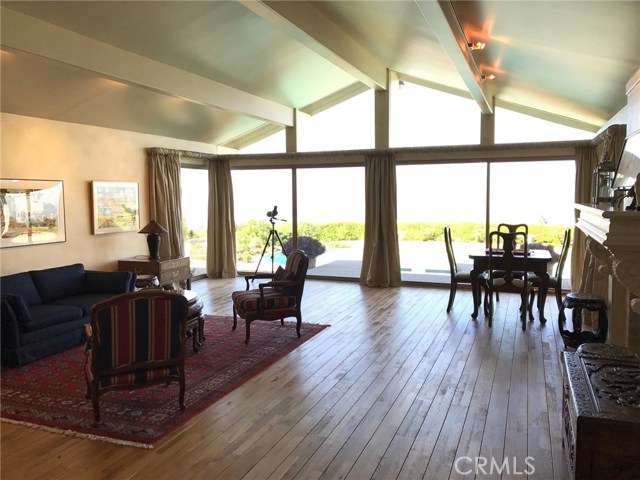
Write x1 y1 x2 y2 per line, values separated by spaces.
1 315 328 448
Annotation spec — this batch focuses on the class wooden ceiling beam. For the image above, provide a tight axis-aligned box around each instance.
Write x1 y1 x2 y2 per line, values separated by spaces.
415 0 493 114
0 7 294 126
240 0 388 90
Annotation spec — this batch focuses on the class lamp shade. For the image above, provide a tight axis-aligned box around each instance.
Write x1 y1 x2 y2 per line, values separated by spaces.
139 220 168 236
139 220 168 260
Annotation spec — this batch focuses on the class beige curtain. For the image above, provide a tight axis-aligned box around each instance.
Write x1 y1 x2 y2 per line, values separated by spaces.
207 159 237 278
360 152 401 287
147 148 184 260
572 145 598 291
572 124 626 293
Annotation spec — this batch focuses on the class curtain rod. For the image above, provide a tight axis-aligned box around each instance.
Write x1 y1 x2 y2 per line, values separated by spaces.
146 147 216 160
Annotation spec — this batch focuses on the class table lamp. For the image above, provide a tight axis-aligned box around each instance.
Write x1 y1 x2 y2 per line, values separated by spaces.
139 220 168 260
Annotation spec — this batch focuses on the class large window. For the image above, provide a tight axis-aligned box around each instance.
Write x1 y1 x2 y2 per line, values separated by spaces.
396 163 487 281
298 90 374 152
495 107 594 143
181 167 208 278
489 160 576 286
232 169 292 273
296 167 365 278
390 81 480 147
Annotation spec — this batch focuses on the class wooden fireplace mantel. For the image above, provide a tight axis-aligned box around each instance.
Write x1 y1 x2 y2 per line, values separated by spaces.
575 203 640 351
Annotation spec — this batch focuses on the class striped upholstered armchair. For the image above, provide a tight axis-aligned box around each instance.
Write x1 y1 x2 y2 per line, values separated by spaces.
232 249 309 344
84 290 189 423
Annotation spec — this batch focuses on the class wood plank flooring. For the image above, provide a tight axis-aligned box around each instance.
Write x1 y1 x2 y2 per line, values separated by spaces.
1 278 569 480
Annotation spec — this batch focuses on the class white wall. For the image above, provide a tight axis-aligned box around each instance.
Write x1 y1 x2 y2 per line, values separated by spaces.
0 113 216 275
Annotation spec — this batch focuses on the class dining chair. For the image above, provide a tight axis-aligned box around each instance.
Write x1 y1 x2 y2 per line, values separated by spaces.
528 227 571 310
481 231 533 330
494 223 529 301
497 223 528 250
444 226 476 313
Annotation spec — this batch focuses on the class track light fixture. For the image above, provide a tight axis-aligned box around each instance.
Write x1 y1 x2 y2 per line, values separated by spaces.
468 41 486 51
481 74 496 81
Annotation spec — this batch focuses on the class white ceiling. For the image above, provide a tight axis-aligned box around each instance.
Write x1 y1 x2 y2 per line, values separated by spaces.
1 1 639 147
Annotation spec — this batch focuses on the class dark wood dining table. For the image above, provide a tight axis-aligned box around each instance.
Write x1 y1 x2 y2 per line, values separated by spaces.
469 248 552 322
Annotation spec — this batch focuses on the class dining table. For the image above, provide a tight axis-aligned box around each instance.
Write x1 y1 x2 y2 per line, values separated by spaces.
469 248 552 322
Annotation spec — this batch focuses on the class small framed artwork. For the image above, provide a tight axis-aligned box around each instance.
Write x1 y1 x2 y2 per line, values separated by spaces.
1 178 66 248
91 181 140 235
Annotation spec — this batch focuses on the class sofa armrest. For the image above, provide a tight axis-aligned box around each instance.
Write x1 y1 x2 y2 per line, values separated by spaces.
1 295 26 349
85 271 136 294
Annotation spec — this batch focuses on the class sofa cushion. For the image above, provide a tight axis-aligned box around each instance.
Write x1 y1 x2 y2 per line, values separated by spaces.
30 263 86 303
24 304 84 332
53 293 115 316
1 272 42 305
85 270 134 294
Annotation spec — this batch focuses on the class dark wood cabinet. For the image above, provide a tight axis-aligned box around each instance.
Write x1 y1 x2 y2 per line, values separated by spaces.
562 343 640 479
118 256 191 289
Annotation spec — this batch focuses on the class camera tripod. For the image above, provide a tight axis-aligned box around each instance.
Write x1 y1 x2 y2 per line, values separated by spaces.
254 216 288 275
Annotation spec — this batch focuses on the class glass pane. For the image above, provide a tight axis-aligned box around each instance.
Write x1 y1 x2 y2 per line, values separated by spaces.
396 163 487 282
298 90 374 152
296 167 365 278
181 168 208 278
239 129 286 154
495 107 594 143
232 169 293 273
489 160 576 286
390 81 480 147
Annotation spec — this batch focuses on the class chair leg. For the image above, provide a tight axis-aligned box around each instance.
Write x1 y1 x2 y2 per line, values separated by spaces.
232 307 238 331
91 389 101 424
179 375 186 411
296 315 301 338
447 281 457 313
521 292 527 331
245 319 251 344
555 287 563 309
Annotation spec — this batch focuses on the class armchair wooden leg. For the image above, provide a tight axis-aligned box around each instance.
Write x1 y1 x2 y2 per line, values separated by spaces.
296 316 301 338
179 377 186 411
232 308 238 331
245 320 251 344
91 390 101 424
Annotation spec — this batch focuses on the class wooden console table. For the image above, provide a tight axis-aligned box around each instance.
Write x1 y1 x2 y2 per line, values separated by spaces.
118 256 191 289
562 343 640 479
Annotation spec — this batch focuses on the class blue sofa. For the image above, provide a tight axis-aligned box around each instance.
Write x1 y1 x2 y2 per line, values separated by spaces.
1 263 136 367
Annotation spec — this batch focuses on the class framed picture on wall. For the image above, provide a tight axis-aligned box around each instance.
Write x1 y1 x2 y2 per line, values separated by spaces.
91 181 140 235
0 178 66 248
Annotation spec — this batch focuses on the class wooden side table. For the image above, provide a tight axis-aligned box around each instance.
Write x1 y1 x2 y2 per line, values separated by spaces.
118 256 191 289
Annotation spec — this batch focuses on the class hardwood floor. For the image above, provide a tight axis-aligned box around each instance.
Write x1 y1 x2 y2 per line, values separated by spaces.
1 278 569 480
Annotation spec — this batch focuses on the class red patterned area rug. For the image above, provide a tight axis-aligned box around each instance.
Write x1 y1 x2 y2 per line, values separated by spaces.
1 315 328 448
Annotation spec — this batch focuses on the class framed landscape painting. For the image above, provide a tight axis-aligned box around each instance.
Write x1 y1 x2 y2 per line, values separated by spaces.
0 178 66 248
91 181 140 234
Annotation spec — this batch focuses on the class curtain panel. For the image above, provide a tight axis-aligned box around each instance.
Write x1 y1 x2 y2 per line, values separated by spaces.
207 159 237 278
146 148 184 260
360 152 401 287
573 125 627 295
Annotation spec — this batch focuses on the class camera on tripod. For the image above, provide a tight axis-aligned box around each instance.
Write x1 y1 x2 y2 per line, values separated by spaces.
266 205 278 218
254 205 287 275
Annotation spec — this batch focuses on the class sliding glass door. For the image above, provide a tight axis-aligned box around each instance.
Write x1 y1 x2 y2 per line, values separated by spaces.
396 163 487 282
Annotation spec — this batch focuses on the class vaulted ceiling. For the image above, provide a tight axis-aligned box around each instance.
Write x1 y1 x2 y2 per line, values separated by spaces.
1 1 639 148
